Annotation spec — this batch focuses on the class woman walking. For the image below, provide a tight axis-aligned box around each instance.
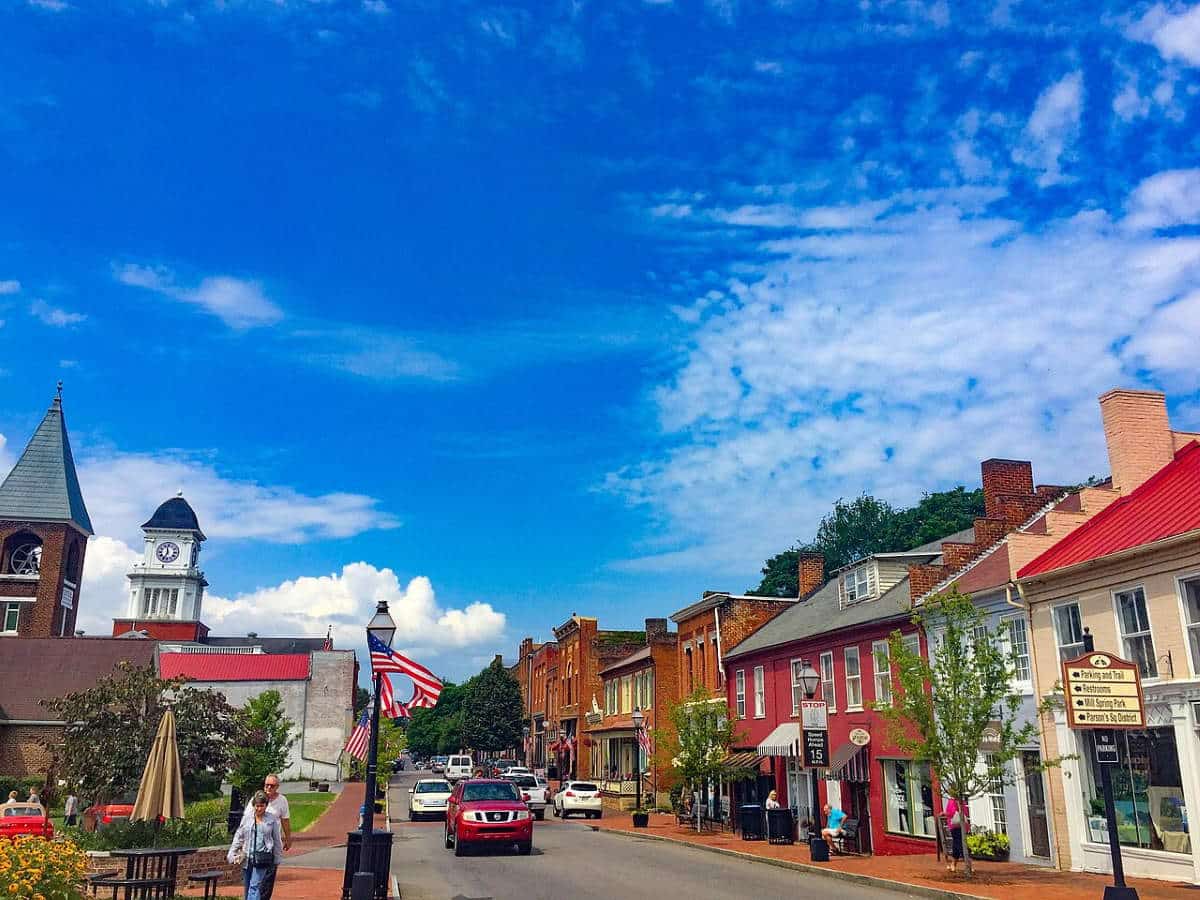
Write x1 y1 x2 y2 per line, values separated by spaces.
944 797 966 874
228 790 284 900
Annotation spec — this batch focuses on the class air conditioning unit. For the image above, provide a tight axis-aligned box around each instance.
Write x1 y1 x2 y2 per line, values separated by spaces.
1190 700 1200 727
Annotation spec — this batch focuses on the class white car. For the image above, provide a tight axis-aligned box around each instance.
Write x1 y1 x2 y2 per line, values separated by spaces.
408 778 453 821
505 773 548 820
553 780 603 819
502 766 532 777
445 754 474 783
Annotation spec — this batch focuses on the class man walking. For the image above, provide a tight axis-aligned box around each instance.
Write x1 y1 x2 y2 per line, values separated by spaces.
64 791 79 827
240 774 291 900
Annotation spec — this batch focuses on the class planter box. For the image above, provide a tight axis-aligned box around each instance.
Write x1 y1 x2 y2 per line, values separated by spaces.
632 812 649 828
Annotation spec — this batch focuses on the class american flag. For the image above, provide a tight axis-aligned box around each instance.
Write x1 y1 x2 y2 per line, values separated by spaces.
637 723 653 755
368 634 443 706
344 709 370 761
379 675 410 720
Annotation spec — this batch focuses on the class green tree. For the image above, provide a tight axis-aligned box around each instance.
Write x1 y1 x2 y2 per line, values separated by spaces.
666 688 749 829
461 659 523 753
885 487 985 550
43 662 238 804
353 686 370 718
349 715 407 792
874 588 1054 878
229 690 297 795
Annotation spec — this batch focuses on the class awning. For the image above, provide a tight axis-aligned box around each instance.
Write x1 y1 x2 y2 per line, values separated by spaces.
720 750 763 772
824 742 869 783
756 723 801 757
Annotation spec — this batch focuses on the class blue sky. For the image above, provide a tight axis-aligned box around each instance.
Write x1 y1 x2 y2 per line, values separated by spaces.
2 0 1200 682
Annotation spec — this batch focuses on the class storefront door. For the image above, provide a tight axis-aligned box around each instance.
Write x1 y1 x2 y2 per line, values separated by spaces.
786 758 813 822
849 782 872 854
1022 750 1051 858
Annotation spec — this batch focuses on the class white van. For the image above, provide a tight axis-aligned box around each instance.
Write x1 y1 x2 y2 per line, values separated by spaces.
445 754 474 783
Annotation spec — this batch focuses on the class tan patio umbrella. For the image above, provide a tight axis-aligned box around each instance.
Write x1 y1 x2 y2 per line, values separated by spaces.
131 709 185 822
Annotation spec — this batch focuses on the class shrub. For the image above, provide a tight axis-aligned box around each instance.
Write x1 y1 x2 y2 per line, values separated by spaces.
64 806 228 852
965 830 1010 860
0 835 88 899
0 775 47 804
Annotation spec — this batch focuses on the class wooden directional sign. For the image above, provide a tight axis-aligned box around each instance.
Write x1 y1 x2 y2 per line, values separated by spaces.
1062 651 1145 730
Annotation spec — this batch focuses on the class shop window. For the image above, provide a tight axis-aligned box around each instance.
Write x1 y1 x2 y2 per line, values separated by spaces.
819 652 836 711
1179 577 1200 675
1052 602 1085 661
1114 587 1157 678
1078 727 1185 853
882 759 934 837
844 646 863 709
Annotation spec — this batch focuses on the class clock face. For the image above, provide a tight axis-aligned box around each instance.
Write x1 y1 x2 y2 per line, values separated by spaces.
156 541 180 563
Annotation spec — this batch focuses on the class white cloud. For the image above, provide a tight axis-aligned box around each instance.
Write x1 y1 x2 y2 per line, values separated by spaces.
361 0 389 13
1124 169 1200 231
607 184 1200 575
0 280 19 295
1012 71 1083 187
1130 4 1200 66
113 263 283 330
29 298 86 327
27 0 69 10
75 535 141 636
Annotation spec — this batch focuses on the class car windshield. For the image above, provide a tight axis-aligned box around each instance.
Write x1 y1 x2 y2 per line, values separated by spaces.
462 783 521 802
416 781 450 793
506 775 537 787
3 806 42 817
569 783 598 792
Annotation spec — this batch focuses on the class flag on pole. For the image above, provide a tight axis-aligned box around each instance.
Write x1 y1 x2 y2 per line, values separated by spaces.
368 634 444 707
637 724 653 755
344 709 370 761
379 674 411 720
321 626 333 652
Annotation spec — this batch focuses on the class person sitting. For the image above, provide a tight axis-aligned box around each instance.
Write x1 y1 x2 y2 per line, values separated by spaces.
821 803 847 847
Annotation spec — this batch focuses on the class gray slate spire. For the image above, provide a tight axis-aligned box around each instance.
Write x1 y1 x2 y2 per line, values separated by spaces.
0 391 93 535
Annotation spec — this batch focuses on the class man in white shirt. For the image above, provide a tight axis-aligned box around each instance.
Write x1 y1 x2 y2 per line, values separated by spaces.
241 775 291 851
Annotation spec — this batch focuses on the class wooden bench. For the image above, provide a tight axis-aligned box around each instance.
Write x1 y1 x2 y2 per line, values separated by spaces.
187 870 225 900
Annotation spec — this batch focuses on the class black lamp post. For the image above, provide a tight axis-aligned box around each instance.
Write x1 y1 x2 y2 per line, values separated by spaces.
523 725 530 768
350 601 396 900
798 659 822 832
631 706 645 813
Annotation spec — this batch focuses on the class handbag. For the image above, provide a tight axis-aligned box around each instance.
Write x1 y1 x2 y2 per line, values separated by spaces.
247 821 275 868
950 810 962 828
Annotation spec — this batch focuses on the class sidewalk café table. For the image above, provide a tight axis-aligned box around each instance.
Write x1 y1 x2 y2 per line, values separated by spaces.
95 847 197 899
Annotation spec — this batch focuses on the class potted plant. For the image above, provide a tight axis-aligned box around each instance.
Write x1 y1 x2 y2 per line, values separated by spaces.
632 807 650 828
965 829 1011 862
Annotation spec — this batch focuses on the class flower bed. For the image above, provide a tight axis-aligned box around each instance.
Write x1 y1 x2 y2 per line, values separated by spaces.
0 835 89 899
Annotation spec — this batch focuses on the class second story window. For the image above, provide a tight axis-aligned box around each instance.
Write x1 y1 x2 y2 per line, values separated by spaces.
872 640 891 707
685 647 694 692
790 659 804 714
1181 577 1200 675
844 646 863 709
753 666 765 717
735 669 746 718
1052 602 1085 661
840 564 876 605
1000 616 1032 686
819 651 836 710
1115 587 1157 678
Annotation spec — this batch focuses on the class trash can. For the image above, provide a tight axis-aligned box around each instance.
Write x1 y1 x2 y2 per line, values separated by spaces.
766 808 795 845
740 804 764 841
809 834 830 862
341 829 394 900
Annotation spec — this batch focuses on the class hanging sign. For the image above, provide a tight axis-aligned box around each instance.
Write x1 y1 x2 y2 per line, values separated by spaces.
802 729 829 768
848 727 870 747
800 700 828 730
1062 651 1145 729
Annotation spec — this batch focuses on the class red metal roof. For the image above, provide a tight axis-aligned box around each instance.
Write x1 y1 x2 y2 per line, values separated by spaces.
1018 441 1200 578
159 652 310 682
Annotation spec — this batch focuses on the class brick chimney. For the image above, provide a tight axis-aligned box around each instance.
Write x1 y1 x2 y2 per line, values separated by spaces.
645 618 669 641
798 552 825 597
981 459 1033 519
1099 389 1175 494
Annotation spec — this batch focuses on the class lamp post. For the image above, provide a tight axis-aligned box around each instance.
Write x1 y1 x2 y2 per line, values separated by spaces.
350 601 396 900
798 659 822 833
523 725 530 768
631 706 645 813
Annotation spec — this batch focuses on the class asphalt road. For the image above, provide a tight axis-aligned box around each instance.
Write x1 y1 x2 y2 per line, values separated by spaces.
386 772 922 900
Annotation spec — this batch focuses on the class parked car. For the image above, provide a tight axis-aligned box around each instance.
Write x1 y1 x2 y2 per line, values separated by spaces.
0 804 54 840
502 765 532 777
407 778 453 821
504 773 548 820
553 780 602 819
444 779 533 857
445 754 474 783
83 796 137 831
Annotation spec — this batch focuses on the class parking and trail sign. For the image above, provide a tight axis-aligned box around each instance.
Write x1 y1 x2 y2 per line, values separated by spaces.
1062 651 1145 730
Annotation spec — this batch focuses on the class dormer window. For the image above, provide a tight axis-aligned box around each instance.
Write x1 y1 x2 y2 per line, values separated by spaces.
840 563 877 605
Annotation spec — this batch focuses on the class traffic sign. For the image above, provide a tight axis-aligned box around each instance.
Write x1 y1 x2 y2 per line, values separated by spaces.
1095 729 1120 765
802 729 829 768
1062 651 1145 730
800 700 828 730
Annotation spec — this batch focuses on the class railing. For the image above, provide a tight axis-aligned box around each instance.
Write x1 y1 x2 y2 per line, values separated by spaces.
599 780 639 796
167 645 260 654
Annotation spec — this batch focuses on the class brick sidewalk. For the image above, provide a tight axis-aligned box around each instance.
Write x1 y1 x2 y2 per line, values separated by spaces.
587 813 1200 900
178 865 344 899
286 785 365 857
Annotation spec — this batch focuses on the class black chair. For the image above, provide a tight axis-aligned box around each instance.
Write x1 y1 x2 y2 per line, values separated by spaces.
187 870 224 900
831 817 860 854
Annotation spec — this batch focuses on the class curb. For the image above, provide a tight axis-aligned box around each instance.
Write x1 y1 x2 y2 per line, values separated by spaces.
384 777 401 900
587 824 990 900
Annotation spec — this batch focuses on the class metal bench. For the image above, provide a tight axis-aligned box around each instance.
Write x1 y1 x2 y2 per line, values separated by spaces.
830 817 861 855
86 876 175 900
187 869 225 900
86 870 121 897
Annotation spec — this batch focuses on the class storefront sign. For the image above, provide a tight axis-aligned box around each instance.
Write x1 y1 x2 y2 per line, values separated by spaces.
803 729 829 768
801 700 828 730
848 727 870 747
979 720 1001 753
1063 651 1145 729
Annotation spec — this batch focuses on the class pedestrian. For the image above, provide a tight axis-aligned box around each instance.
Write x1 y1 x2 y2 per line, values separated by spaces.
765 790 781 810
64 791 80 827
820 802 846 849
944 797 966 873
3 791 17 805
228 791 283 900
240 775 291 852
27 787 41 806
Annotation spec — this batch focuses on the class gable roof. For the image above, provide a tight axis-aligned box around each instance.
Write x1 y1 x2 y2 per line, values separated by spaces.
0 639 156 721
159 652 311 682
1018 441 1200 579
0 397 93 535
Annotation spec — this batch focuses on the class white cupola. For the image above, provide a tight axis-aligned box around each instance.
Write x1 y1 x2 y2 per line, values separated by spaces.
125 492 208 622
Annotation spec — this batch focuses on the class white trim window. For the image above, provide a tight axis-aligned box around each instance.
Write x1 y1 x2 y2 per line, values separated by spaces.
1 602 19 634
1052 602 1085 661
984 753 1007 835
819 651 836 711
902 632 921 659
753 665 766 718
790 659 804 715
999 615 1032 688
840 564 877 606
872 640 892 707
735 669 746 718
1179 576 1200 676
844 646 863 710
1115 586 1157 678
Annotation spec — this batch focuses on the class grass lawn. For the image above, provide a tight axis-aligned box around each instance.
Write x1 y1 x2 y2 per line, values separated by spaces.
285 791 336 832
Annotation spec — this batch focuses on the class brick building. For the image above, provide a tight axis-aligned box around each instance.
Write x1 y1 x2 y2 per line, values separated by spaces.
0 390 92 639
586 618 679 809
526 640 558 770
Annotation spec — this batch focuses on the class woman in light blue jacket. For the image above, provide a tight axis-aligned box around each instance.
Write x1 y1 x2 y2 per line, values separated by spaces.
228 790 284 900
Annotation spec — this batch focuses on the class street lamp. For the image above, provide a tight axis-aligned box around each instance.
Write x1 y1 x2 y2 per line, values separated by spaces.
523 725 531 768
631 706 645 813
351 600 396 900
799 659 822 835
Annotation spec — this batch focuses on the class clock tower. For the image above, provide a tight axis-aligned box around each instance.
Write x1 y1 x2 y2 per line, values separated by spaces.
112 492 210 641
